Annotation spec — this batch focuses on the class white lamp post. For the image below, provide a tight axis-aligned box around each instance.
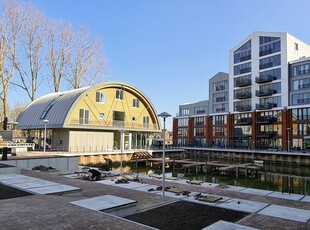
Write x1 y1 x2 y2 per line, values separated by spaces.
287 127 291 152
120 129 124 175
158 112 171 199
43 119 49 153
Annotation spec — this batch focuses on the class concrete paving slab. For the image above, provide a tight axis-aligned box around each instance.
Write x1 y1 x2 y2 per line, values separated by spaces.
258 204 310 222
0 176 43 185
130 184 160 193
240 188 273 196
26 184 81 195
300 195 310 202
12 180 59 189
267 191 305 201
215 198 268 213
203 220 259 230
225 185 246 192
70 195 138 217
0 173 26 180
200 182 219 188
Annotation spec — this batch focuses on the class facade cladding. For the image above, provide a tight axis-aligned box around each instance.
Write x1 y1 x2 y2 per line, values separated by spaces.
173 32 310 151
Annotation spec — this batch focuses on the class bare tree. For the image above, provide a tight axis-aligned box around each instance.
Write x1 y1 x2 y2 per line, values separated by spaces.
12 3 45 101
67 27 106 89
0 0 27 124
46 20 72 92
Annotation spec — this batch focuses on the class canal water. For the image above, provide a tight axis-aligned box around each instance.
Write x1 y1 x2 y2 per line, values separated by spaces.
82 154 310 195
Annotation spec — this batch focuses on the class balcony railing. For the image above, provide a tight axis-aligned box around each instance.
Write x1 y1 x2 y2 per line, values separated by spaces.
256 103 277 110
255 88 277 97
235 79 251 87
69 119 158 130
256 131 278 137
256 116 277 123
235 92 251 99
235 117 252 124
235 105 251 112
215 108 226 112
255 75 276 84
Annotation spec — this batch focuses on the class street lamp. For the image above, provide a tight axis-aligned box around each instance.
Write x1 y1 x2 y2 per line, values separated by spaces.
287 127 291 152
158 112 171 199
120 129 124 175
43 119 49 153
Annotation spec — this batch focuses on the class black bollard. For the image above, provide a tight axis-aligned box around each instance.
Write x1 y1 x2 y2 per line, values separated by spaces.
2 147 8 160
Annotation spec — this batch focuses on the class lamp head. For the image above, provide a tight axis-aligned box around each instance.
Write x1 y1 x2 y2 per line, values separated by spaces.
158 112 171 119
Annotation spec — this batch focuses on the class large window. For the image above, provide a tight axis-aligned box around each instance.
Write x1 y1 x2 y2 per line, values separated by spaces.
79 109 89 125
293 78 310 90
96 92 105 103
292 93 310 105
234 40 251 64
234 62 251 75
213 92 228 102
116 90 124 100
292 63 310 76
213 115 227 125
259 36 280 57
213 104 228 113
194 117 205 126
259 54 281 70
194 127 205 136
259 68 281 80
180 108 189 116
214 80 228 91
194 106 207 114
178 118 188 126
292 108 310 121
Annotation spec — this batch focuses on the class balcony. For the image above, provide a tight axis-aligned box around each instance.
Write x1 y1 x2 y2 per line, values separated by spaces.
255 88 277 97
235 92 251 99
236 117 252 125
215 97 226 102
240 68 251 74
235 105 251 112
259 49 273 56
259 62 273 69
256 103 277 110
215 108 226 112
235 79 251 87
256 116 277 123
256 131 278 137
255 75 276 84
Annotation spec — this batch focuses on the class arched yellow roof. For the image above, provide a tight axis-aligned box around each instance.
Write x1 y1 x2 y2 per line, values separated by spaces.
17 82 160 132
64 82 160 131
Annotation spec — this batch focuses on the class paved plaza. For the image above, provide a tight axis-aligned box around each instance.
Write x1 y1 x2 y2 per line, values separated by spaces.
0 170 309 229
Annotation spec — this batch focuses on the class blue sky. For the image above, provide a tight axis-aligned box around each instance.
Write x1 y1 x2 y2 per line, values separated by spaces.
13 0 310 129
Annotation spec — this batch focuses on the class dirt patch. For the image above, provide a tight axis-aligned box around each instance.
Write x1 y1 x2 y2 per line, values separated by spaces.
125 200 249 230
0 183 33 200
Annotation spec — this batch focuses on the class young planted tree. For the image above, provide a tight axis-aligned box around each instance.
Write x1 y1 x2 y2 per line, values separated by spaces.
0 0 27 128
12 3 45 101
67 27 106 89
46 20 72 92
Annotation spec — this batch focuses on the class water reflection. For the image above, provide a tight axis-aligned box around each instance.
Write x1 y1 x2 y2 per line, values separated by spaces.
81 155 310 195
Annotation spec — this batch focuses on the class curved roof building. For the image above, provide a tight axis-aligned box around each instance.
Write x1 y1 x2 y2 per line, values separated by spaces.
17 82 160 152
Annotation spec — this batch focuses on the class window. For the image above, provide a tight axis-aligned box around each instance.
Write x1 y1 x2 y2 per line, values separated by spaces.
194 106 207 114
214 80 228 91
116 90 124 100
234 40 251 64
180 108 190 116
79 109 90 124
177 118 188 126
259 36 281 57
133 98 140 108
292 63 310 76
99 113 104 120
96 92 105 103
259 54 281 70
194 117 205 126
234 62 251 75
295 43 299 51
132 117 136 122
143 116 150 128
